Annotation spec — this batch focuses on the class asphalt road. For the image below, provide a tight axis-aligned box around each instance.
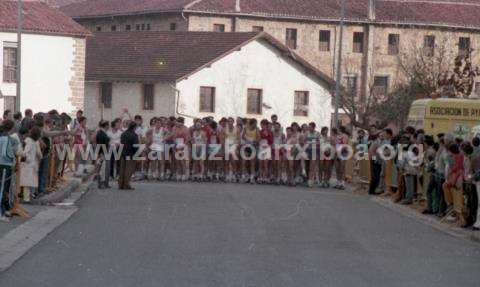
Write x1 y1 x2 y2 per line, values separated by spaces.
1 182 480 287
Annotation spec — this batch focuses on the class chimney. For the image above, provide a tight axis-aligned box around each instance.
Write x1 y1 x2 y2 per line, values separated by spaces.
368 0 375 21
235 0 241 12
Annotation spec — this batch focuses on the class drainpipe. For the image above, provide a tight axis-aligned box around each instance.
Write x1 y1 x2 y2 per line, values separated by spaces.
170 84 195 119
368 0 376 21
16 0 23 112
231 0 241 32
362 0 376 104
333 0 345 128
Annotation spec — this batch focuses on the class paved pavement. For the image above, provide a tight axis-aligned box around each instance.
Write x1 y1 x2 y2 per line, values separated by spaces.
0 205 46 236
1 182 480 287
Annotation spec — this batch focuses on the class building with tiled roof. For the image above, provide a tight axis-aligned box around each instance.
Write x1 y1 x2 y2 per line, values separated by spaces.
0 1 90 114
59 0 480 115
60 0 480 30
84 31 334 127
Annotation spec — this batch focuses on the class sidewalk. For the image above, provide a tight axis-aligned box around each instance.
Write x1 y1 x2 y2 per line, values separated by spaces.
0 174 95 272
371 195 480 243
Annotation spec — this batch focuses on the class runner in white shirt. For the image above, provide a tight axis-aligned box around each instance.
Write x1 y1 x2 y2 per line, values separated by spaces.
149 118 168 180
107 118 122 179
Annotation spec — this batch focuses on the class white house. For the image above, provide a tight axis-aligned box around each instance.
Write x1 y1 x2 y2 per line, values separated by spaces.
85 31 335 128
0 1 89 114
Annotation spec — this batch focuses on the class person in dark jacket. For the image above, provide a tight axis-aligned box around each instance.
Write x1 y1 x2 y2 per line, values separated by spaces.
118 122 139 190
96 120 111 189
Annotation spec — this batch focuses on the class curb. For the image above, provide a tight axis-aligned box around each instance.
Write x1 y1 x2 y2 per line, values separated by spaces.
32 173 94 206
0 179 95 273
32 180 81 206
371 196 480 243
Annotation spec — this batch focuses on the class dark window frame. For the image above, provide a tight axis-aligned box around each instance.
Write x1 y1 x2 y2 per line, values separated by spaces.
100 82 112 109
372 76 389 97
3 46 17 83
286 28 298 49
142 84 155 111
170 23 177 31
459 37 471 56
247 89 263 115
294 91 309 117
252 26 264 32
199 86 216 113
424 35 435 57
353 32 364 53
319 30 331 52
388 34 400 55
213 24 226 32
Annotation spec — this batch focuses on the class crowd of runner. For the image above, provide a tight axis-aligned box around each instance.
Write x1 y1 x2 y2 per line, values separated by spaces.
0 108 479 230
98 111 352 190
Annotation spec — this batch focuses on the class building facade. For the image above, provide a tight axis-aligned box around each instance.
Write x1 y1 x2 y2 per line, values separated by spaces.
0 1 89 114
84 32 334 127
60 0 480 103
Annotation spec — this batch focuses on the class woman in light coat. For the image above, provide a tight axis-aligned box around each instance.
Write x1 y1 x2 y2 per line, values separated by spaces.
20 127 42 202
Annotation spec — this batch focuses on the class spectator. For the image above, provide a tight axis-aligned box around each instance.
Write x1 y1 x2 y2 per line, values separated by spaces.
3 109 12 121
13 112 22 132
118 122 139 190
96 120 111 189
0 120 19 222
20 126 42 203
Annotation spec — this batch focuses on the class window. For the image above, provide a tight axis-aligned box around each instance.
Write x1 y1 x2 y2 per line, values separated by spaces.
3 96 16 113
111 25 116 31
199 87 215 113
344 76 358 99
247 89 262 114
143 84 154 110
459 37 471 56
213 24 225 32
146 23 151 30
252 26 264 32
388 34 400 55
96 26 101 32
3 46 17 83
141 24 146 30
353 32 364 53
286 28 297 49
424 35 435 57
294 91 309 117
372 76 389 97
319 30 331 52
136 24 141 31
170 23 177 31
125 24 131 31
100 82 112 109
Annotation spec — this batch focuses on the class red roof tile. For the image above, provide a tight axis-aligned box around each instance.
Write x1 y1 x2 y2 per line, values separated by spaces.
376 0 480 28
85 31 335 86
0 0 90 37
61 0 480 30
61 0 195 18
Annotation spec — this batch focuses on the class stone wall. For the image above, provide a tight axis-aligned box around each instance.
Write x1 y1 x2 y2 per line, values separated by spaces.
75 12 480 98
68 37 86 114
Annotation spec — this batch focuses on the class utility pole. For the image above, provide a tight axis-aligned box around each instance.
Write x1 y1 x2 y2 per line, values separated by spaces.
333 0 345 128
16 0 23 112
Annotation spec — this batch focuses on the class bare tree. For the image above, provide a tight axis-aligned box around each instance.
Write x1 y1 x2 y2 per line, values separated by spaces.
340 38 479 130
